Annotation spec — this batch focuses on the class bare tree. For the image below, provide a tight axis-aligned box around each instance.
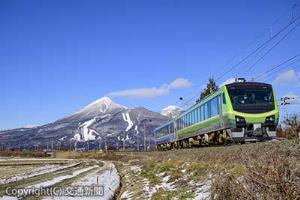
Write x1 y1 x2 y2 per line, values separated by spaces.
282 114 300 139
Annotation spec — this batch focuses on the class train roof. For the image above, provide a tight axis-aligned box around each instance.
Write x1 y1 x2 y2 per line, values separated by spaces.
174 81 273 120
154 120 174 131
225 81 272 88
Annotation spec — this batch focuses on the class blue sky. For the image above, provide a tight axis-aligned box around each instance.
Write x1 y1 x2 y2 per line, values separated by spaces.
1 0 300 129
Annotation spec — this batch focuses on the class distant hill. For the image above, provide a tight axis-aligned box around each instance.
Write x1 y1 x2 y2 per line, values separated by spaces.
0 97 168 150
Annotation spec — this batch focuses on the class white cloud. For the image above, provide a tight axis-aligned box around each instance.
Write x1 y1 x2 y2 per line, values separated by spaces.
274 70 300 85
108 78 192 99
168 78 192 89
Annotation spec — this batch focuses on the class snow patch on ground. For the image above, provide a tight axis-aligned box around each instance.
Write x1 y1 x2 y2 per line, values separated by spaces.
142 171 210 199
129 165 142 173
29 166 98 189
188 178 211 199
143 178 157 198
1 196 18 200
120 190 133 199
143 174 176 199
122 113 133 131
0 163 79 184
43 162 120 200
193 181 211 200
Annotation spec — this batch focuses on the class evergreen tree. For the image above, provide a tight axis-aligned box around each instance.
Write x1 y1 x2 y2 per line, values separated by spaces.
197 78 218 102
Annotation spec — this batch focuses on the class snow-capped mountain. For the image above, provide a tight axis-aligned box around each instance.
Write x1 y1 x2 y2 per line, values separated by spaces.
75 96 126 117
160 105 182 118
0 97 168 150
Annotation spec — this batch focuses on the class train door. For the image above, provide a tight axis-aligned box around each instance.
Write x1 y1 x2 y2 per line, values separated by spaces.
219 94 225 128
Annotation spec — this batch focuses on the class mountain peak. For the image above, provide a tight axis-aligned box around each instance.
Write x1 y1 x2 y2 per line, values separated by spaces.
88 96 113 107
160 105 182 118
77 96 126 115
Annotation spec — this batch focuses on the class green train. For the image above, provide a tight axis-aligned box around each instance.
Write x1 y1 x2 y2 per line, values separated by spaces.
154 80 279 149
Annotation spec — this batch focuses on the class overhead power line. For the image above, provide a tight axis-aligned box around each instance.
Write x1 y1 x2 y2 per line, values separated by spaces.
241 21 300 76
254 52 300 80
165 3 300 110
216 13 300 82
213 5 293 79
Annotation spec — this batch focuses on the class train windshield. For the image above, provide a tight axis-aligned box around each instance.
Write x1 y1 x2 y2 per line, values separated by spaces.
227 83 275 113
228 88 273 105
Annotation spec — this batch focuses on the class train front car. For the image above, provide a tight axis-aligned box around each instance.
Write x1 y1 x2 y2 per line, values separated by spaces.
224 81 279 142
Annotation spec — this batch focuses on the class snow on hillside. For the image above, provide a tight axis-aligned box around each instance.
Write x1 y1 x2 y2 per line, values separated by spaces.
74 117 99 141
0 95 168 149
122 112 133 131
160 105 182 118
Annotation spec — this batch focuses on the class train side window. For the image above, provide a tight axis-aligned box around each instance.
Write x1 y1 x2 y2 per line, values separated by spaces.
180 118 182 130
197 107 200 123
193 110 196 124
181 118 183 129
204 105 206 120
223 93 226 104
211 97 218 116
207 101 211 119
186 115 188 127
202 106 204 121
200 106 203 122
194 109 196 123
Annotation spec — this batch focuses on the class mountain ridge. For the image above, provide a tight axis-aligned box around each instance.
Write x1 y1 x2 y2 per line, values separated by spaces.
0 96 169 150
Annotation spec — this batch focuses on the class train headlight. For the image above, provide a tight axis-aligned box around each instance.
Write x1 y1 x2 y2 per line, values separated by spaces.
265 115 275 123
235 116 246 127
235 116 246 124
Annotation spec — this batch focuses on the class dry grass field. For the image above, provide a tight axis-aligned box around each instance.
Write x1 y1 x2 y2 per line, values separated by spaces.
0 139 299 199
107 139 300 200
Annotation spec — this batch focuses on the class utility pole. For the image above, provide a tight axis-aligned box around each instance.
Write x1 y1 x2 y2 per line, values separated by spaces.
58 142 61 151
144 124 146 151
136 134 139 151
123 138 125 151
144 119 152 151
148 136 151 150
280 96 295 118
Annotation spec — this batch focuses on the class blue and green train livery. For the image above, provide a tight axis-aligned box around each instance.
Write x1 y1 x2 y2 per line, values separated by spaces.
154 80 279 149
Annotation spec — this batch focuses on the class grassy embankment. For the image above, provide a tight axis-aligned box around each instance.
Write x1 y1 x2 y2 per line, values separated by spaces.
107 140 300 200
1 140 299 199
